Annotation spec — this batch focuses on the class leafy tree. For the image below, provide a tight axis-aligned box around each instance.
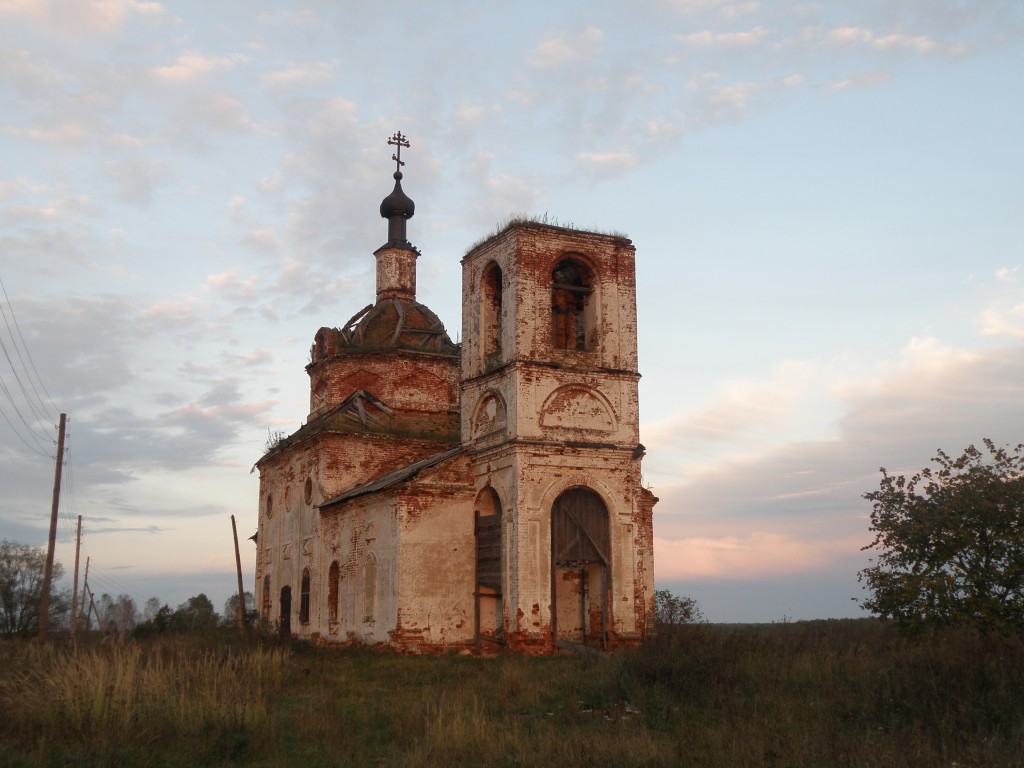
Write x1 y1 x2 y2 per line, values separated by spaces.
0 540 70 637
133 602 174 638
652 588 705 648
222 591 256 626
860 440 1024 632
654 589 705 627
170 593 218 632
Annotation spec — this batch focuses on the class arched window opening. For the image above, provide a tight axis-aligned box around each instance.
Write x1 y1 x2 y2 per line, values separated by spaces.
481 262 503 361
299 568 311 624
361 555 377 622
328 561 340 622
261 574 271 621
551 258 593 351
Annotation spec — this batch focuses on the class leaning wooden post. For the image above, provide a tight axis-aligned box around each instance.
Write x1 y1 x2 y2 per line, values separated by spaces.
80 557 90 630
38 412 66 640
70 514 82 641
231 515 246 633
87 585 101 630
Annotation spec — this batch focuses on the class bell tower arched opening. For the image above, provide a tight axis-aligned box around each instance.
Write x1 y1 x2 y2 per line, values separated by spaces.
480 261 503 366
551 257 594 351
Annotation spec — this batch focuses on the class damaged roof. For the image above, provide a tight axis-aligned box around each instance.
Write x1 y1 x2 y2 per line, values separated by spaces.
319 445 465 509
256 389 455 466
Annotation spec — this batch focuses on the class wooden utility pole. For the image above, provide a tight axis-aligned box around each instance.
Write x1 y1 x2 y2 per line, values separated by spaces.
231 515 246 632
38 412 66 640
70 515 82 641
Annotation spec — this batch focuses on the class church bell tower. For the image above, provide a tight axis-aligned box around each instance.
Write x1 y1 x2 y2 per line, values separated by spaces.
460 221 656 652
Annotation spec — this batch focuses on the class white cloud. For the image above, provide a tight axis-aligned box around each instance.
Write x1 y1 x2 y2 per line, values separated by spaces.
706 79 762 116
644 358 835 466
256 8 317 28
0 49 62 96
680 26 768 47
980 305 1024 339
463 150 542 219
576 151 638 172
260 61 333 90
3 122 89 145
138 298 200 325
192 94 257 134
528 26 604 69
258 174 285 195
238 228 283 255
153 50 247 83
831 71 892 90
453 105 486 128
101 155 168 204
0 0 167 34
824 26 945 55
996 266 1020 283
660 0 732 14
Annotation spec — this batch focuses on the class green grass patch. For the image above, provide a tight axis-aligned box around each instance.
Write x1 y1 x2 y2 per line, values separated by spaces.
1 620 1022 766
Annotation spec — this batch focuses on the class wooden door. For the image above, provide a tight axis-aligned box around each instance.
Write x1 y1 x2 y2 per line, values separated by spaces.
551 487 609 649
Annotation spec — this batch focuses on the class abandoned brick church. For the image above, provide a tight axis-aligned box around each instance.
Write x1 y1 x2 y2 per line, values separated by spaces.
254 133 656 653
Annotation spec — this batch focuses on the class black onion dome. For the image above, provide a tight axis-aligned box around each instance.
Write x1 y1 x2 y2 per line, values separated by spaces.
379 171 415 220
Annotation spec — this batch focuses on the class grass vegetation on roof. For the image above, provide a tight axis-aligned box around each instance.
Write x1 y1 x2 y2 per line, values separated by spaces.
2 619 1022 767
465 212 630 254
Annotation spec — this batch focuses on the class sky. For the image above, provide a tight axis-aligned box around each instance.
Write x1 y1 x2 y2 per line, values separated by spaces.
1 0 1022 623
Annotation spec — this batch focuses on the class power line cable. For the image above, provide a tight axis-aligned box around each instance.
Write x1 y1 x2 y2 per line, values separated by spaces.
0 397 50 457
60 435 79 518
0 332 55 438
0 276 59 416
87 567 151 607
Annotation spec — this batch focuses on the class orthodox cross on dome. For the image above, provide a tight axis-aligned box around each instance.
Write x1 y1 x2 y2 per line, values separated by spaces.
388 131 410 174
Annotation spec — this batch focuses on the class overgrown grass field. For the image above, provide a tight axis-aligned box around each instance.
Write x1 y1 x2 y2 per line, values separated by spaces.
1 620 1021 767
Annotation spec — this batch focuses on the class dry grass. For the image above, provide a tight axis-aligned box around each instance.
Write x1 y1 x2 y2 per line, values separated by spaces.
1 620 1022 766
0 637 287 765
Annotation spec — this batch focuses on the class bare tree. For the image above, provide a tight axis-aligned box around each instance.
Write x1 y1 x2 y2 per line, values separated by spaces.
97 593 138 637
0 540 70 637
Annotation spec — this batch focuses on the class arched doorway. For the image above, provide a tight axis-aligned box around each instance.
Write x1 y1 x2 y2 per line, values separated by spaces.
474 487 503 650
551 487 610 650
279 585 292 637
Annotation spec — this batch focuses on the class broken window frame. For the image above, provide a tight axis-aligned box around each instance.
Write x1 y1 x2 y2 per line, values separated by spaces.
551 257 594 352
